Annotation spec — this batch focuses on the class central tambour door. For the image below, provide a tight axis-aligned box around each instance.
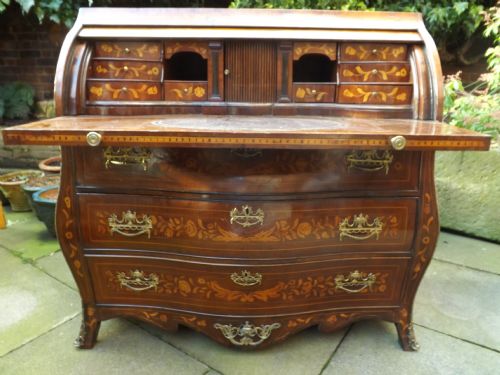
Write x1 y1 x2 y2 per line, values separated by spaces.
224 40 277 103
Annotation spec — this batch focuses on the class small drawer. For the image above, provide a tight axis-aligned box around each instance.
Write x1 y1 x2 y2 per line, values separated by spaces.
339 63 411 83
340 43 407 62
293 83 335 103
87 81 162 101
164 81 208 101
77 148 420 194
94 41 162 60
338 84 412 105
88 255 409 314
88 60 163 81
80 194 417 258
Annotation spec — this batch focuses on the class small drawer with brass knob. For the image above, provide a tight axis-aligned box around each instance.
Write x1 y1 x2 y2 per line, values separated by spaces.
88 60 163 81
292 83 335 103
340 43 408 62
339 63 411 83
94 41 162 60
87 81 162 101
164 80 208 101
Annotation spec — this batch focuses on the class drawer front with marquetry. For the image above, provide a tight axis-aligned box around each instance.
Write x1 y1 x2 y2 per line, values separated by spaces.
337 85 412 105
87 81 162 101
340 43 408 62
293 83 335 103
77 148 420 194
79 194 416 257
88 61 163 81
88 255 409 314
164 81 208 101
94 41 162 60
339 63 411 83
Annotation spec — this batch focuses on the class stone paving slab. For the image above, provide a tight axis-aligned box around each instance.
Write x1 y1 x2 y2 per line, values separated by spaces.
414 260 500 351
0 248 79 357
143 324 346 375
35 251 77 290
0 316 211 375
0 208 59 261
434 231 500 275
322 320 500 375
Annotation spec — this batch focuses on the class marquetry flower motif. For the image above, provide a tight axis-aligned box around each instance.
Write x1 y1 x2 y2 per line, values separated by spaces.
106 270 390 303
89 86 103 97
147 67 160 76
100 44 113 53
295 87 327 101
194 86 205 98
95 65 108 74
342 66 408 82
343 87 407 103
147 86 158 95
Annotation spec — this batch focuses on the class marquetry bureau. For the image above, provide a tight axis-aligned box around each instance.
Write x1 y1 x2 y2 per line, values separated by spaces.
3 8 490 351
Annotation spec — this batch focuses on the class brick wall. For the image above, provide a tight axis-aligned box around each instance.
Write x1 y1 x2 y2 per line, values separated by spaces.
0 6 67 101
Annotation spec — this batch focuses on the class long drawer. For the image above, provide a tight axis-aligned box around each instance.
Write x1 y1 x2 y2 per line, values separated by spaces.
79 194 417 257
76 148 420 194
88 254 409 315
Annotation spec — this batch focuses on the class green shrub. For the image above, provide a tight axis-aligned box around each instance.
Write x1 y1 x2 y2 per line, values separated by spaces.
0 82 35 120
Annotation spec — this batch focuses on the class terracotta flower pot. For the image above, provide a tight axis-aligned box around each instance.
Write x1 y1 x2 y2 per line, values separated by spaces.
32 186 59 237
38 155 62 174
0 170 45 211
22 174 61 219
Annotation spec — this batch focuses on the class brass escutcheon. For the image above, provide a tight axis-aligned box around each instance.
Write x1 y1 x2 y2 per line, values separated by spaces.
345 150 394 175
103 147 151 171
116 270 159 292
108 210 153 238
334 270 376 293
230 270 262 286
214 321 281 346
230 205 264 228
339 213 384 241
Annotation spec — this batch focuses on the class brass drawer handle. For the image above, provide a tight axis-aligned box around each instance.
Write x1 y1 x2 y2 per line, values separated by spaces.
214 321 281 346
339 213 383 241
335 270 376 293
108 210 153 238
230 148 262 158
117 270 159 292
230 270 262 286
346 150 394 175
103 147 151 171
230 205 264 228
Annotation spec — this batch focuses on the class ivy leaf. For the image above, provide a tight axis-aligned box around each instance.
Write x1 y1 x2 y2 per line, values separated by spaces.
453 2 468 16
16 0 34 13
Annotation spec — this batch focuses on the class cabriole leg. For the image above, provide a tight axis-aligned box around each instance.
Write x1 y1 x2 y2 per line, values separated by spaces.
74 306 101 349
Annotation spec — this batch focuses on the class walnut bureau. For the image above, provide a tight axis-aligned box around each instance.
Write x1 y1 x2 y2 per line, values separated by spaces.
3 8 490 350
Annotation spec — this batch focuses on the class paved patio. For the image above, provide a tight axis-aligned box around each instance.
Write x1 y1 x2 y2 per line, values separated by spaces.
0 207 499 375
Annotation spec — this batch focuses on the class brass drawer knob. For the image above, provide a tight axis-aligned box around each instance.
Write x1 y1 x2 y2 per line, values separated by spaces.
371 69 378 75
311 89 317 94
230 270 262 286
86 131 102 147
224 68 230 76
372 48 378 54
230 205 264 227
335 270 376 293
123 65 129 71
124 47 131 54
116 270 159 292
121 86 128 92
214 321 281 346
390 135 407 150
339 213 383 241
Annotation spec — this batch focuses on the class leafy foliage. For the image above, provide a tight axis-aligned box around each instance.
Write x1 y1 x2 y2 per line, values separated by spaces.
0 82 35 120
230 1 496 64
443 3 500 140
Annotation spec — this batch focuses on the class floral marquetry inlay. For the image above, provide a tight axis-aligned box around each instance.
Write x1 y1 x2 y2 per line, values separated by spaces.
95 210 401 243
342 87 408 103
170 86 206 99
342 66 408 82
105 270 390 303
293 42 337 60
94 63 161 78
97 43 160 59
344 45 406 61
